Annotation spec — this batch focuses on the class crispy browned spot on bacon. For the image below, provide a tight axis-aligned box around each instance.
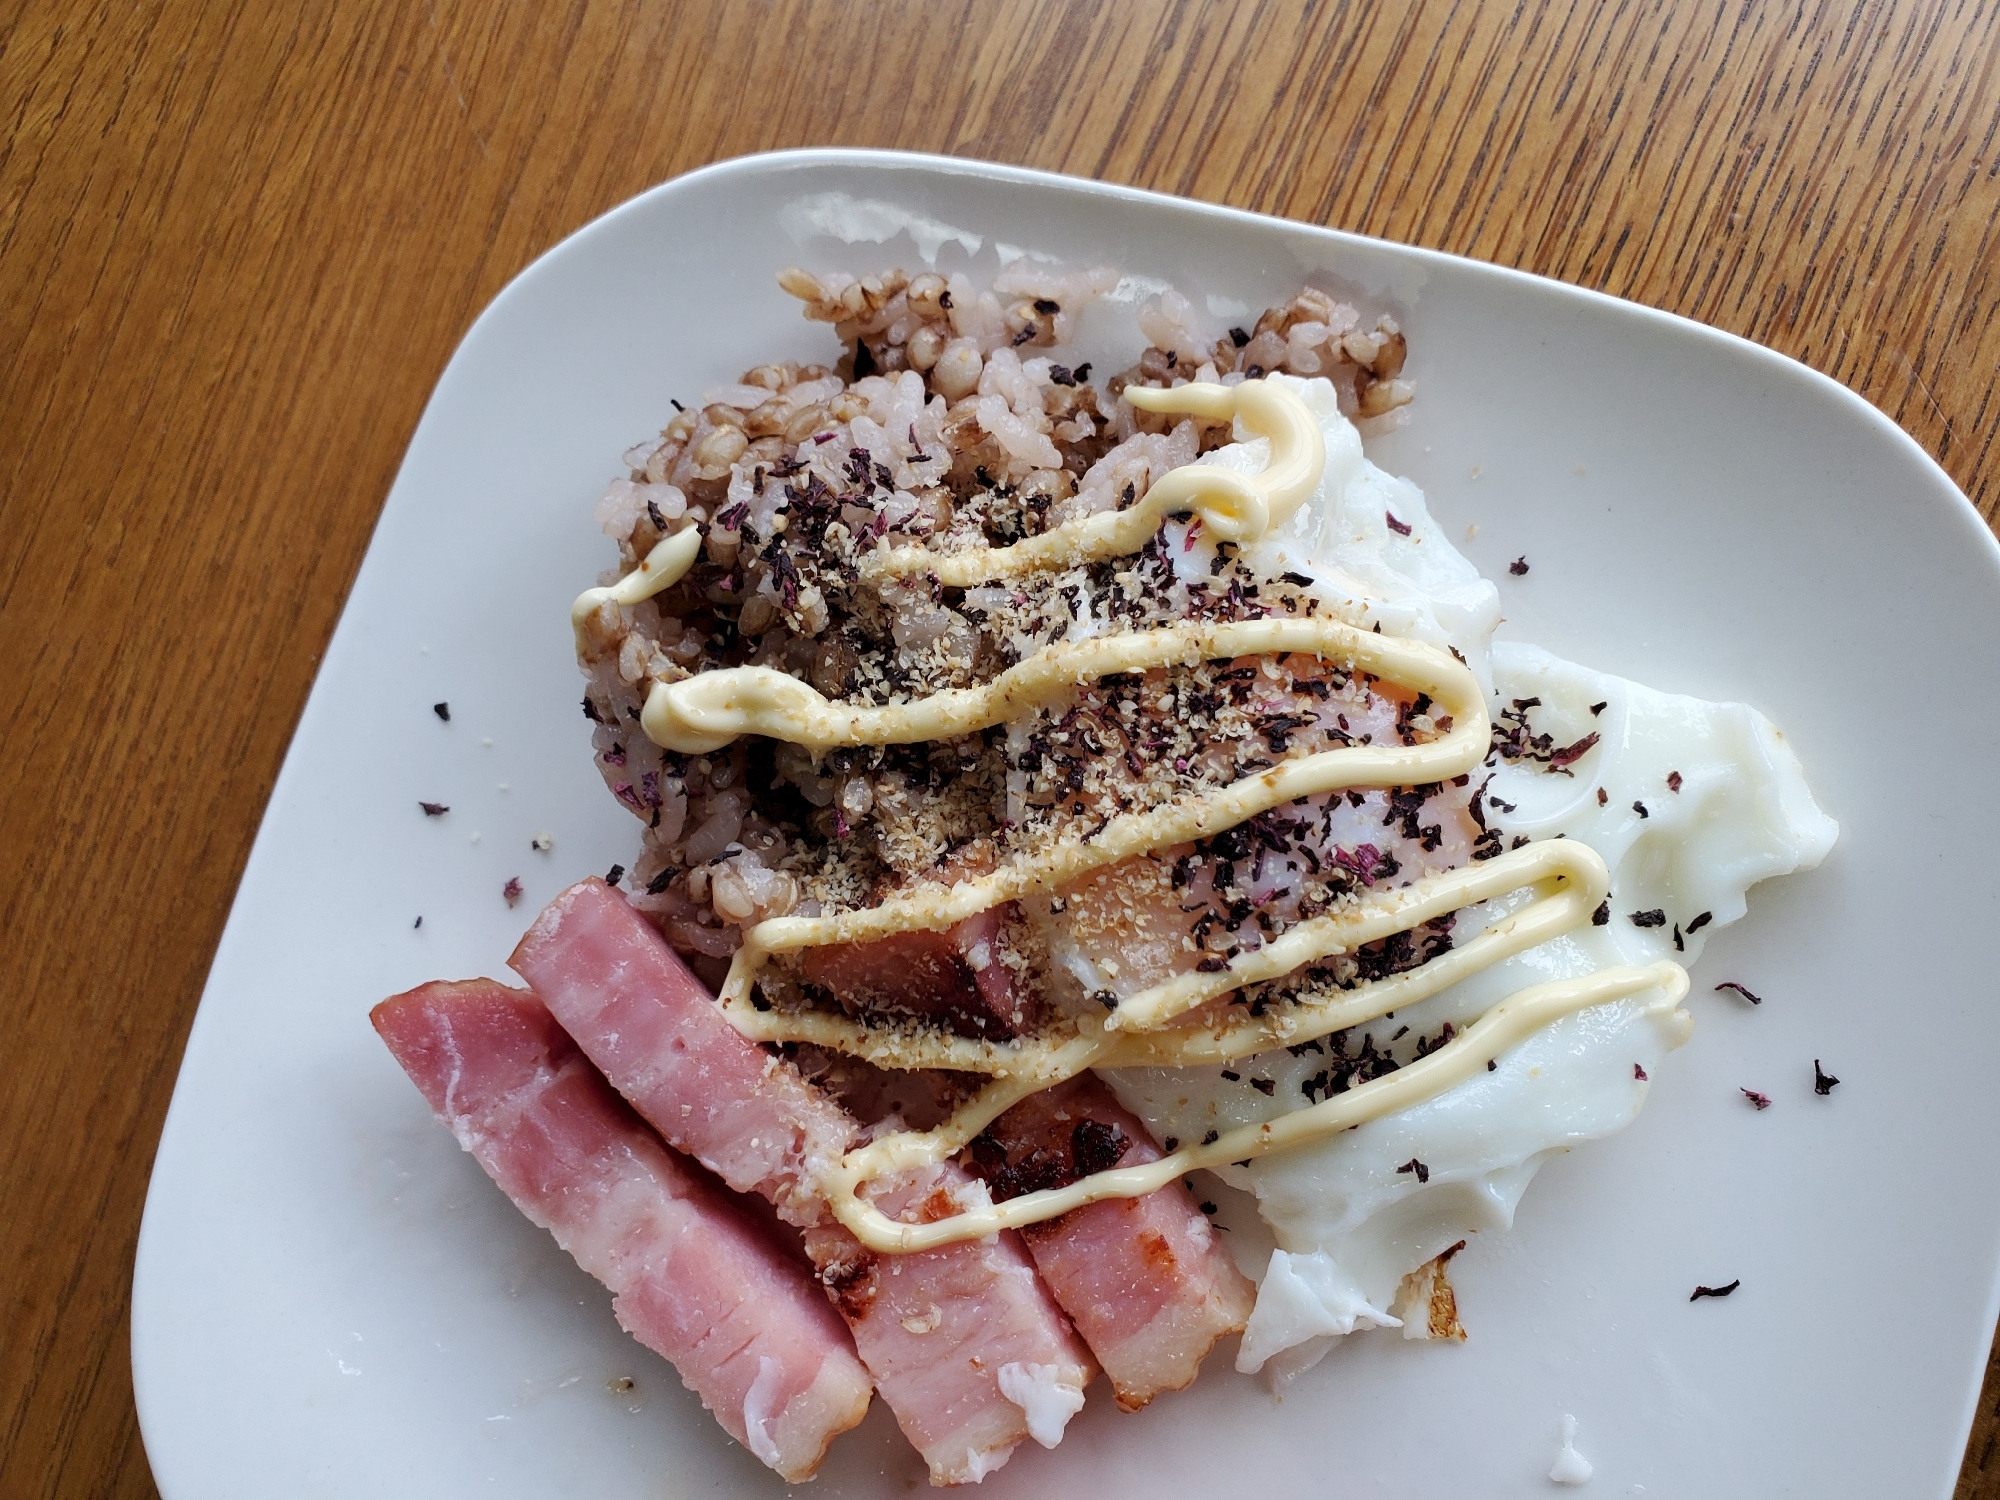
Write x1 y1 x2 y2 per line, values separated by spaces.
963 1074 1253 1411
798 880 1037 1041
1136 1229 1177 1275
818 1245 879 1321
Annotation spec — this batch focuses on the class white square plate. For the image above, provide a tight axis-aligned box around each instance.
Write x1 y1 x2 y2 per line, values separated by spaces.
134 150 2000 1498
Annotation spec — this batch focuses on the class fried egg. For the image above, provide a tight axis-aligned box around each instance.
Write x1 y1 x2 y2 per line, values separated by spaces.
1103 376 1837 1381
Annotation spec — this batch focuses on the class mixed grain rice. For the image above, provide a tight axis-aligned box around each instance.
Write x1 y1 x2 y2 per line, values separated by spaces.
572 266 1418 999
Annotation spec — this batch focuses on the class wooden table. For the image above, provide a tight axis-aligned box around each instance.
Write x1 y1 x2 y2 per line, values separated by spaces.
5 1 1998 1493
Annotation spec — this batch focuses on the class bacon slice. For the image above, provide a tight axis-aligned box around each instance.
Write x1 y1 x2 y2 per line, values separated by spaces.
512 880 1097 1485
967 1075 1254 1409
370 979 871 1482
798 902 1033 1040
801 1167 1092 1482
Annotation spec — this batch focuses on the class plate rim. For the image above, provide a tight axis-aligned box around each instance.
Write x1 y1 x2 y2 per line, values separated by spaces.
132 144 2000 1498
478 144 1989 544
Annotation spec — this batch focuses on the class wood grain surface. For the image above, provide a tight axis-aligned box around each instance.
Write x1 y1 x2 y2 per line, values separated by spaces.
5 1 1999 1493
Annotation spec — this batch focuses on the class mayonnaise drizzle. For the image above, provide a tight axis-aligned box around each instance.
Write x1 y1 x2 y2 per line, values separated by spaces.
719 833 1607 1073
604 380 1692 1253
853 380 1324 588
646 616 1473 759
827 964 1690 1253
570 523 704 651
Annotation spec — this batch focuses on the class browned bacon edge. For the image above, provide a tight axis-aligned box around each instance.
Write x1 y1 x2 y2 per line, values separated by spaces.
967 1075 1255 1410
797 900 1034 1041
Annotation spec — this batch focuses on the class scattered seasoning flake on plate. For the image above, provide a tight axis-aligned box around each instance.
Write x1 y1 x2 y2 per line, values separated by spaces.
419 801 449 817
1686 911 1713 933
1588 700 1607 716
1814 1059 1840 1095
433 701 450 722
1690 1280 1741 1302
1667 769 1683 792
1596 787 1608 806
1591 899 1610 926
413 915 422 930
1548 731 1600 768
1634 1063 1648 1080
531 832 554 853
1509 555 1530 575
1741 1088 1772 1110
1396 1158 1431 1184
1385 511 1413 536
1632 799 1650 819
605 863 625 887
1630 909 1667 928
1715 980 1763 1005
502 877 523 907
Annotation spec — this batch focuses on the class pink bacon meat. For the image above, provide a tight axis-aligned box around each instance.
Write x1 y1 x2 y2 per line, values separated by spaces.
512 880 1096 1486
371 979 871 1482
966 1075 1254 1410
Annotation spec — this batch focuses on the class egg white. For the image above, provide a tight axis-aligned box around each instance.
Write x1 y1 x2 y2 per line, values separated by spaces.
1102 376 1837 1381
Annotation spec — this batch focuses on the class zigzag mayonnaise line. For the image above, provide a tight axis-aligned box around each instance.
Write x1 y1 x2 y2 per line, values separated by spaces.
699 615 1488 960
588 379 1692 1253
824 964 1693 1254
713 837 1607 1075
795 840 1635 1253
706 839 1611 1211
644 615 1484 762
852 379 1325 587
